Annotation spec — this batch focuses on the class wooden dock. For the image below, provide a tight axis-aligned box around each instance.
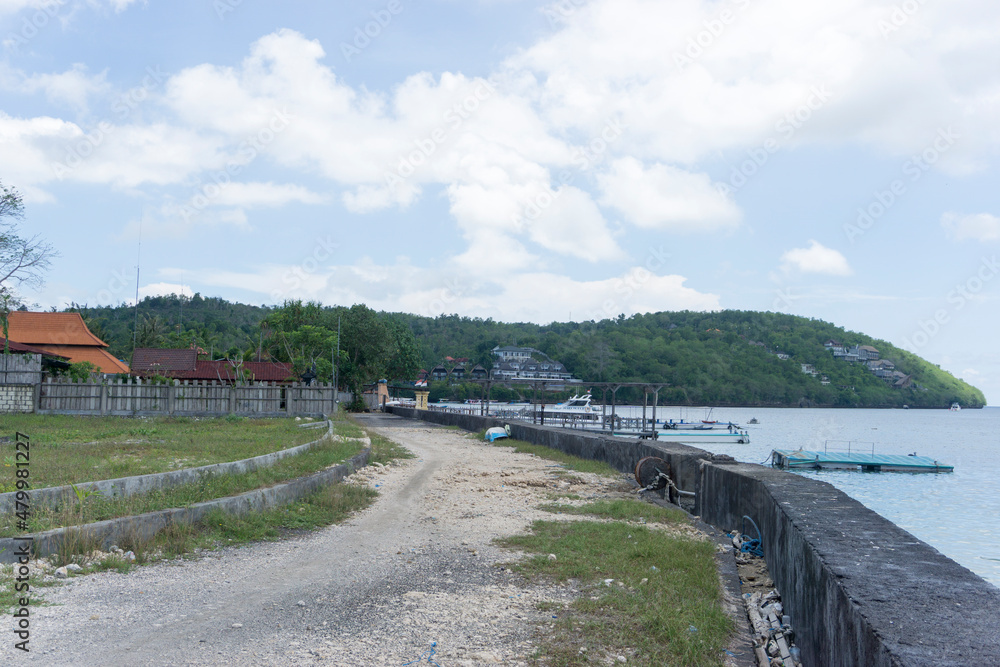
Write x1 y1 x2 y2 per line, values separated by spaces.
771 449 954 473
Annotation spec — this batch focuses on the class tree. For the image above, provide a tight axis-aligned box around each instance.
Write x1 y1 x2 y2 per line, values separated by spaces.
1 180 57 300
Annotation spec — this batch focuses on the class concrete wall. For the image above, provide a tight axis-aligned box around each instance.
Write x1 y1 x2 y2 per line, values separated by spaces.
0 384 34 413
391 407 1000 666
0 421 336 514
0 448 369 564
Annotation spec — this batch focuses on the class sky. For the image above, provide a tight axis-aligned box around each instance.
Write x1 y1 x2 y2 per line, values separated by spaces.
1 0 998 403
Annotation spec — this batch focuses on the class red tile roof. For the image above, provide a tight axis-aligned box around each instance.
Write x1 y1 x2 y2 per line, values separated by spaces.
6 312 109 347
0 338 70 359
33 345 130 374
131 348 198 373
170 360 295 383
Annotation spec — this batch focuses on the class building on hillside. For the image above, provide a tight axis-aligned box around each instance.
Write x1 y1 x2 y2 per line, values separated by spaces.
5 312 129 374
131 348 294 384
469 364 488 379
858 345 880 361
430 365 449 381
800 363 818 376
491 345 540 362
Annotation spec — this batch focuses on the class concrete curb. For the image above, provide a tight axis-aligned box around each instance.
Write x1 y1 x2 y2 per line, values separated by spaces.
0 420 335 513
0 448 370 563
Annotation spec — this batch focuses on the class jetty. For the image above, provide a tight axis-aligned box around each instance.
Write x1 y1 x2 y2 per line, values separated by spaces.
771 449 954 473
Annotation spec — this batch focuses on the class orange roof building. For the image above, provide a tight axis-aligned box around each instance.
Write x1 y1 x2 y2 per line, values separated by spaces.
5 312 130 374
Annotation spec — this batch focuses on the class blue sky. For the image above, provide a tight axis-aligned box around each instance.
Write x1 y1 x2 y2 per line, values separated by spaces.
2 0 998 403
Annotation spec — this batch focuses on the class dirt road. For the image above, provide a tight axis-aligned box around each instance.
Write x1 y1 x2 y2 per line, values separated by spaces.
6 414 640 666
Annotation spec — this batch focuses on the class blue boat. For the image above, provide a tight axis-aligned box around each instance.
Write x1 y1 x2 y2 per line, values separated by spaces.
771 449 953 473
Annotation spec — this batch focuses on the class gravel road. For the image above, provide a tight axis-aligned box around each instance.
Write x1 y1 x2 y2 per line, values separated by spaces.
4 414 669 666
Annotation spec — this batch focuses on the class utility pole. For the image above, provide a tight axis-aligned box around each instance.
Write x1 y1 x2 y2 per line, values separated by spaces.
332 314 341 410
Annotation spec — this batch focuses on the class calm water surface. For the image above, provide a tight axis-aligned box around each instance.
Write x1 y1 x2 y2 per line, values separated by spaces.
609 404 1000 589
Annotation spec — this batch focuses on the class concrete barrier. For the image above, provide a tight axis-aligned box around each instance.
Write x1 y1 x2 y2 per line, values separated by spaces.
0 421 335 514
0 448 369 563
390 407 1000 666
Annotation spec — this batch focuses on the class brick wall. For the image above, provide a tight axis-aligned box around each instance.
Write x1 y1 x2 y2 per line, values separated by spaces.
0 385 34 413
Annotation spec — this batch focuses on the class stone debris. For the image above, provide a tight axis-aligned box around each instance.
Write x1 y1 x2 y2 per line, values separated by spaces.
731 530 804 667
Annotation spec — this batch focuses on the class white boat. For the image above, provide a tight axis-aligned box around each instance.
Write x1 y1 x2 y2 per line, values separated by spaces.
548 393 601 417
950 402 961 411
654 427 751 444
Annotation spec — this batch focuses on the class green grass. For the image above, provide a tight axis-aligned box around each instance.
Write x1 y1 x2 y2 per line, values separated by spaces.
498 508 732 666
0 438 363 537
488 438 619 477
0 414 323 491
538 498 688 524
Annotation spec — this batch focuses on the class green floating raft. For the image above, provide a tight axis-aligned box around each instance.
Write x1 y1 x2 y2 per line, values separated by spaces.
771 449 954 473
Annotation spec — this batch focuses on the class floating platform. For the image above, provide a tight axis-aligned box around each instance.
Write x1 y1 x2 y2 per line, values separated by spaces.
771 449 954 473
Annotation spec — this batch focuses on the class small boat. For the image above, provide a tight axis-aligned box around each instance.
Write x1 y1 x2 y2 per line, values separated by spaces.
950 402 961 411
748 417 759 424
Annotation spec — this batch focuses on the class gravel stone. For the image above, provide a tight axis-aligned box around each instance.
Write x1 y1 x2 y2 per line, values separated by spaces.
3 414 652 665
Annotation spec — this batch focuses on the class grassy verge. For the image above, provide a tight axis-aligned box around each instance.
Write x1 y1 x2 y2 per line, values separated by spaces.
0 413 407 613
486 438 619 477
538 498 688 524
0 414 321 491
0 438 364 537
498 499 732 666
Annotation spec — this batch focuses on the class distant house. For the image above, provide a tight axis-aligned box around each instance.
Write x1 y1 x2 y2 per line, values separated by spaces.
776 353 791 360
492 345 540 362
858 345 880 361
430 365 449 381
451 364 466 380
800 363 817 376
5 312 129 374
131 348 294 384
470 364 488 379
416 368 429 382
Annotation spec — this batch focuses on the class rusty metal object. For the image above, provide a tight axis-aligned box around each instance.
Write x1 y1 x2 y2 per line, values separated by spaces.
634 456 670 490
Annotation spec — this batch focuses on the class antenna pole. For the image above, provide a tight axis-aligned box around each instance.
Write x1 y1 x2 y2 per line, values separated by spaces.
132 214 142 353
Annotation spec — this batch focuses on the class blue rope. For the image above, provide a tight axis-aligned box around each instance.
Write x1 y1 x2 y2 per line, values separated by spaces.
740 515 764 558
403 642 441 666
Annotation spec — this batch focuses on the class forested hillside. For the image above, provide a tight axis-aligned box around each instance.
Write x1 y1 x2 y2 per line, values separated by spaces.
69 296 985 408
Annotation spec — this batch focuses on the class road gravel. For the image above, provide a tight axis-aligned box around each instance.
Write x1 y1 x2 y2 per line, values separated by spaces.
5 414 660 666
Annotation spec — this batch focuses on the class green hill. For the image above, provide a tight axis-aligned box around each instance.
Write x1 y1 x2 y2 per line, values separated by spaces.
70 297 985 408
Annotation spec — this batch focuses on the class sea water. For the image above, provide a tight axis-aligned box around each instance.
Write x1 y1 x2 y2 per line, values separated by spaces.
610 404 1000 589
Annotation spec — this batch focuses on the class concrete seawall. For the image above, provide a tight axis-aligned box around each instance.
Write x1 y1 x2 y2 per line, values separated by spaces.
390 407 1000 666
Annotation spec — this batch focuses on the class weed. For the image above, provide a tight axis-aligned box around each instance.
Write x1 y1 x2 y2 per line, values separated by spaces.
538 498 688 524
490 439 619 477
498 520 732 666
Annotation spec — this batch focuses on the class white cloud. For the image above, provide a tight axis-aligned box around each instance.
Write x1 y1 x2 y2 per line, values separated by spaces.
170 259 719 323
207 182 327 208
941 212 1000 241
597 157 741 231
780 240 853 276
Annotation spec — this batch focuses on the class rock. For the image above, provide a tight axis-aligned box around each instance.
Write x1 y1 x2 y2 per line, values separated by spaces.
617 655 628 663
471 650 501 663
123 551 136 563
297 600 307 607
231 623 243 629
55 567 68 578
66 564 83 573
89 615 99 620
548 554 557 561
